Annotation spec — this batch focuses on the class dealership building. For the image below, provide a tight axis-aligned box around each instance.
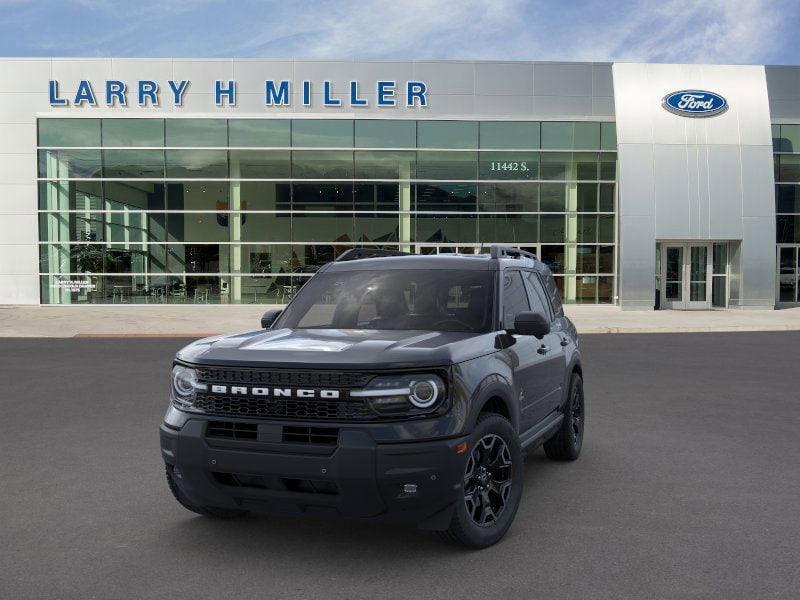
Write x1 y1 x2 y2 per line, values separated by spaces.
1 58 799 310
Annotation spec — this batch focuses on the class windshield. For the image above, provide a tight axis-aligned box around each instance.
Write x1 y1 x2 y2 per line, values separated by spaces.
275 269 495 333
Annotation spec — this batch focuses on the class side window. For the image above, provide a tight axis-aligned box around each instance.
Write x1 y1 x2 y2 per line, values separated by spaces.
543 270 564 317
522 271 552 320
502 271 531 328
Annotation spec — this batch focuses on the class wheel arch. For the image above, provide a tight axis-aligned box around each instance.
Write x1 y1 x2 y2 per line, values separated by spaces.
467 375 519 433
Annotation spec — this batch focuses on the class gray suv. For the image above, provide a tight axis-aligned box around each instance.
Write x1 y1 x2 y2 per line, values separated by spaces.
160 245 584 548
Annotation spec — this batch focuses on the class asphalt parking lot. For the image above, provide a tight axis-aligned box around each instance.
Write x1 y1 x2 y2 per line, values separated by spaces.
1 333 799 600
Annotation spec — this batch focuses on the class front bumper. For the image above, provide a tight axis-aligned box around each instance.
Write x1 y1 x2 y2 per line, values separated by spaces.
160 416 469 530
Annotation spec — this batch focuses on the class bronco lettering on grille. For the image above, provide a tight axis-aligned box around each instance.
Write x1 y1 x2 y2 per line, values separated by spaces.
208 385 340 399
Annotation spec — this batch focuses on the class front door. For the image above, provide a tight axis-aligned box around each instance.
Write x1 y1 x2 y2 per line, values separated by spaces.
660 243 712 309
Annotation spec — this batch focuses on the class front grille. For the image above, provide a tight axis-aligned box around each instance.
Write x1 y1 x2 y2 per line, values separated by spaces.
196 367 371 389
282 426 339 445
193 393 372 421
207 421 258 440
213 472 339 495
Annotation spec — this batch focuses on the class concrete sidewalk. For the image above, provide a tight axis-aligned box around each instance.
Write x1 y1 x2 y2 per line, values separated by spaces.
3 304 800 337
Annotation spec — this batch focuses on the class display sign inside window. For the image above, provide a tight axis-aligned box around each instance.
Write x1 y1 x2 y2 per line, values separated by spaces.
53 279 96 292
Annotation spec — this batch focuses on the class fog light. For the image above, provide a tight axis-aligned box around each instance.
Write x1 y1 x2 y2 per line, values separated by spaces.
403 483 418 494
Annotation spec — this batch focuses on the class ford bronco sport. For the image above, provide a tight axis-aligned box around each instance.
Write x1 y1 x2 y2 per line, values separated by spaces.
160 245 584 548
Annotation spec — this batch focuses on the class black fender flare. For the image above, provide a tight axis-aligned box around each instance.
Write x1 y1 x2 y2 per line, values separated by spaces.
465 373 519 433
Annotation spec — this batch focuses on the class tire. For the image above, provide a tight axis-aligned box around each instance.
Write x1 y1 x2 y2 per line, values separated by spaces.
165 465 248 519
441 413 524 549
543 373 584 461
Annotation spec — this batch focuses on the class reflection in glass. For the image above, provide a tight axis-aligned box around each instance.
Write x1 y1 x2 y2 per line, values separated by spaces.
575 153 598 180
292 120 353 147
415 183 477 211
600 123 617 151
355 120 416 148
354 151 415 179
229 150 290 178
355 214 400 243
229 120 290 147
37 117 617 305
165 150 227 178
540 183 566 212
540 153 571 180
478 214 538 243
354 183 401 211
292 183 354 211
479 122 540 149
540 215 566 243
292 150 353 179
39 119 100 147
415 214 477 243
599 183 615 212
416 151 477 180
292 213 355 243
103 149 164 178
577 183 598 212
478 183 538 212
103 119 164 147
417 121 478 149
165 119 227 147
577 245 597 273
38 149 102 178
779 155 800 182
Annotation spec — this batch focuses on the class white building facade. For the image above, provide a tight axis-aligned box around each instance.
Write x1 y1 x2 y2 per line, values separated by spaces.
1 58 798 309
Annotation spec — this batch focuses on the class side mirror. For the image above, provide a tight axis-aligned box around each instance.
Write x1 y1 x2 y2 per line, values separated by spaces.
513 311 550 339
260 308 283 329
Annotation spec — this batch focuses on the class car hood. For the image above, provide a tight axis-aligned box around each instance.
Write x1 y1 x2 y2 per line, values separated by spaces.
176 328 498 370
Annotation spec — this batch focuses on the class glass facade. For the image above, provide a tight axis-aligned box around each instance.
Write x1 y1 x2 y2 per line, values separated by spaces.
774 124 800 303
37 118 617 304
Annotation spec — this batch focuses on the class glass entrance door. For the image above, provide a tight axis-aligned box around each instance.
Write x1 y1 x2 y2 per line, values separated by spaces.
659 243 712 309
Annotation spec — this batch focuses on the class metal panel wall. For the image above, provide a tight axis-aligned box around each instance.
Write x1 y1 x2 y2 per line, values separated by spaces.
613 63 776 309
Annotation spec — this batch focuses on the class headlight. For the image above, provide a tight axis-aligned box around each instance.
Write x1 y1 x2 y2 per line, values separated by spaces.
170 365 207 411
351 374 446 416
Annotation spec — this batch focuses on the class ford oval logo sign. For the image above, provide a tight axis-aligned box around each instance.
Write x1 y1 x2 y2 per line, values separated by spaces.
662 90 728 117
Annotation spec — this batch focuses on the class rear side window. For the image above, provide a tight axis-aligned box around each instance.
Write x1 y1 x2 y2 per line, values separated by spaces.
540 268 564 317
522 271 552 320
502 271 531 328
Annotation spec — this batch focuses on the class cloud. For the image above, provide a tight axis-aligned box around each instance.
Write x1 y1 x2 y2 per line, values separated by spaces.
0 0 796 65
569 0 787 64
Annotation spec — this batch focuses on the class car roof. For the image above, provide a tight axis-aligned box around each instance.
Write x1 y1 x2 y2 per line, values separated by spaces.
323 252 543 272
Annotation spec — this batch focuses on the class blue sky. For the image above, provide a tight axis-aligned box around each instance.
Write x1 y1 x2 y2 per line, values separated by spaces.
1 0 798 65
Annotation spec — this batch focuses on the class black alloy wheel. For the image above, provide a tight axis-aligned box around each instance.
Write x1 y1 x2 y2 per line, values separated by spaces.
442 413 523 548
463 434 513 527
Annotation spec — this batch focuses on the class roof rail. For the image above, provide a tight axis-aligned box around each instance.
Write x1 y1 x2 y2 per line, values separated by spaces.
335 247 411 262
489 245 538 261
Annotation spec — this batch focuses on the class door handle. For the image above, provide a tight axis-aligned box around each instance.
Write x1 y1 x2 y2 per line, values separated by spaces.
537 344 550 355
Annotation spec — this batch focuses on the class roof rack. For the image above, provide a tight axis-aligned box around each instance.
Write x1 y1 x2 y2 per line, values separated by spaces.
335 247 411 262
489 245 538 261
